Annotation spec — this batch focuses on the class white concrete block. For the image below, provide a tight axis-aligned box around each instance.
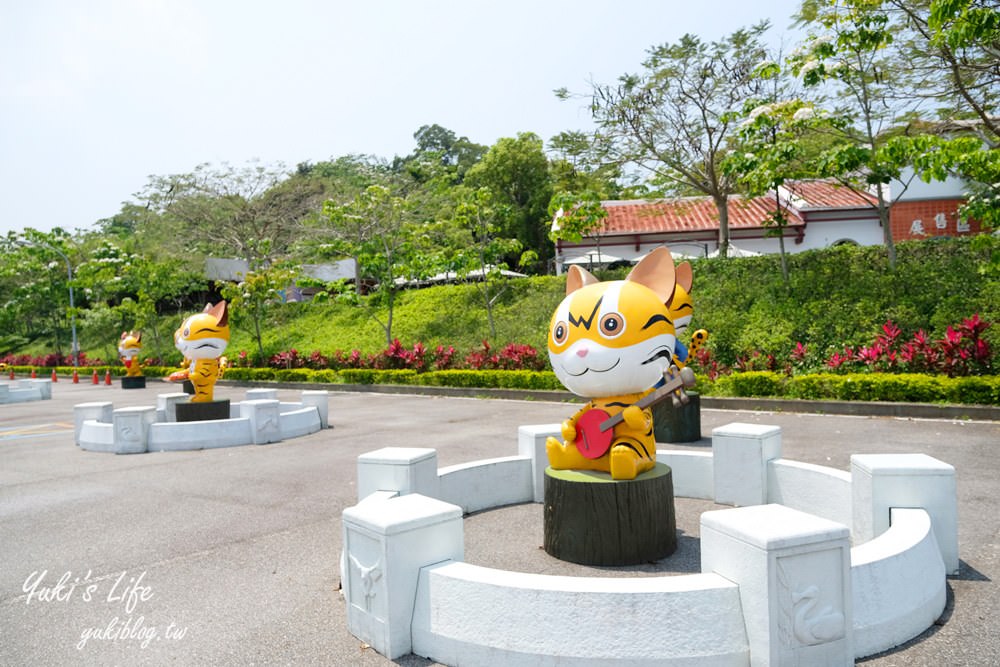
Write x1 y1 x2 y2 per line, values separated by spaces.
240 399 282 444
437 457 533 513
701 503 853 666
74 402 113 445
357 447 439 501
851 453 958 574
25 378 52 399
112 406 157 454
518 423 560 502
851 508 947 658
245 387 278 401
156 392 190 422
342 493 463 659
301 390 330 428
712 423 782 506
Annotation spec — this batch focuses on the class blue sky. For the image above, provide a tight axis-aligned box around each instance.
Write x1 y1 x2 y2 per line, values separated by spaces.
0 0 804 235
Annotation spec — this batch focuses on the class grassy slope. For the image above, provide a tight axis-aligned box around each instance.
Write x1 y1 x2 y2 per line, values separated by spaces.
21 237 998 369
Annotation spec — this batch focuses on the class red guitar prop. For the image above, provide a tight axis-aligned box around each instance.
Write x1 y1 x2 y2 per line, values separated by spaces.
573 366 696 459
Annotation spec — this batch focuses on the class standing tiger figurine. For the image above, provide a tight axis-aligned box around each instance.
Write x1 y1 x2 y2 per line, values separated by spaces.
169 301 230 403
118 331 143 377
546 247 692 481
667 261 709 369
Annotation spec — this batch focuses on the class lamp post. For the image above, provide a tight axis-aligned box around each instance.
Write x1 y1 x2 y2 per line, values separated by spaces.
19 240 79 368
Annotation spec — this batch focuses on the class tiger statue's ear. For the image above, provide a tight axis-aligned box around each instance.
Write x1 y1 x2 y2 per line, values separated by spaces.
120 331 128 340
667 261 693 308
205 300 229 328
675 261 693 293
566 265 599 294
626 246 676 303
134 331 142 343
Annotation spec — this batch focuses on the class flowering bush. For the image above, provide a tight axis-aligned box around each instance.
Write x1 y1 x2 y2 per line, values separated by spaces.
0 352 102 367
464 341 546 371
690 314 993 380
825 315 991 377
257 339 546 373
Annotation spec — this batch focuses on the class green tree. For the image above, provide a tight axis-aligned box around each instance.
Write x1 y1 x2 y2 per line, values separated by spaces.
0 229 82 359
791 0 1000 266
464 133 554 272
219 263 298 362
398 124 488 183
137 161 321 268
322 185 419 345
563 23 774 259
890 0 1000 142
547 190 610 272
450 187 525 339
724 88 850 281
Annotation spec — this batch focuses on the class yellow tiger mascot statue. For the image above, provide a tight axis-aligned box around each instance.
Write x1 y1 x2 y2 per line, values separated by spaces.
168 301 230 403
118 331 144 377
546 247 682 481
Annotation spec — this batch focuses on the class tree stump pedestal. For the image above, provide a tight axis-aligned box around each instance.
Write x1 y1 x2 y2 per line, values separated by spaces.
543 463 677 566
652 392 701 443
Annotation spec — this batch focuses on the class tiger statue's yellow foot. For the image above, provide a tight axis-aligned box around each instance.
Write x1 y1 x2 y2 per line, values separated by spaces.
609 445 656 481
546 436 603 472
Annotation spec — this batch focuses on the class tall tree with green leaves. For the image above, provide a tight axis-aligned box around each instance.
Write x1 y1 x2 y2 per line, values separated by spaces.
724 95 845 281
791 0 1000 266
218 263 298 363
0 228 82 358
561 23 774 259
888 0 999 142
322 184 418 346
464 133 554 272
137 161 322 268
450 187 525 339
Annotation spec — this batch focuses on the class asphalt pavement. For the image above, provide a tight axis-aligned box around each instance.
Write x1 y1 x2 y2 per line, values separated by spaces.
1 379 997 666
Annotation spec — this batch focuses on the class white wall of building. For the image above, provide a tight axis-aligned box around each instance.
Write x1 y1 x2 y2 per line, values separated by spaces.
894 169 968 201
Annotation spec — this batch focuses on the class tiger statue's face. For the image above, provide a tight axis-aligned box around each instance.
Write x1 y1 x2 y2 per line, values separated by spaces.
548 247 677 398
118 331 142 359
175 301 230 361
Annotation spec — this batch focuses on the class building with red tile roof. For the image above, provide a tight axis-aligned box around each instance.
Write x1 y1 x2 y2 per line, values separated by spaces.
553 179 979 271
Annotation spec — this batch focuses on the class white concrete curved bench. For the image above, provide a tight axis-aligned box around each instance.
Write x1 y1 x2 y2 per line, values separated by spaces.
851 507 947 658
0 379 50 403
343 422 958 665
412 563 748 666
75 390 328 454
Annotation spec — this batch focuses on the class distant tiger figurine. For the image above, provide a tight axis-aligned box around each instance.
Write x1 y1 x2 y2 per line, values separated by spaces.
168 301 230 403
118 331 144 377
546 247 690 480
667 261 709 368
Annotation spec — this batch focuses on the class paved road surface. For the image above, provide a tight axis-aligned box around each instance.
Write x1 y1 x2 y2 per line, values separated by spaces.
1 380 997 665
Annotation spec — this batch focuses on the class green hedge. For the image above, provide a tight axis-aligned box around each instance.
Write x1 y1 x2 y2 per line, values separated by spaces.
10 364 995 405
707 371 999 405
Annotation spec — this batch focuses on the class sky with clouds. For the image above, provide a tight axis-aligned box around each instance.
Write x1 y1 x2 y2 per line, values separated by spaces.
0 0 804 235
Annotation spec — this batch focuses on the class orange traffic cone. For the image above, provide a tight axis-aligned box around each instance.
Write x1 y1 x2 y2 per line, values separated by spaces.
91 369 99 384
51 369 58 382
30 368 36 378
104 370 112 386
72 369 79 383
7 369 13 380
